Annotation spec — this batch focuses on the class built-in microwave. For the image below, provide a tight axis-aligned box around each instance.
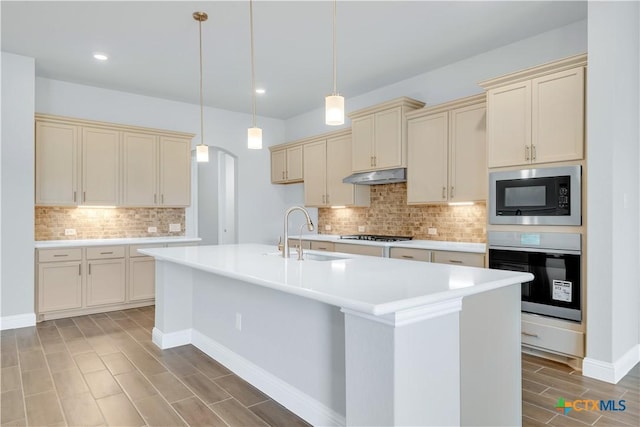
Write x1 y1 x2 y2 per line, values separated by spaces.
489 165 581 226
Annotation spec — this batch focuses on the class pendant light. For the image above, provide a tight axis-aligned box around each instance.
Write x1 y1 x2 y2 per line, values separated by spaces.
325 0 344 126
247 0 262 149
194 11 209 162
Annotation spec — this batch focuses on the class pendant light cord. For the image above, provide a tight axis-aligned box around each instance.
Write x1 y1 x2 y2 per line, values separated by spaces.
332 0 337 95
198 17 205 144
250 0 257 128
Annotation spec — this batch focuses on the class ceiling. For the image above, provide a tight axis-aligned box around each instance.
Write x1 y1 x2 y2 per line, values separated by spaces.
1 1 587 119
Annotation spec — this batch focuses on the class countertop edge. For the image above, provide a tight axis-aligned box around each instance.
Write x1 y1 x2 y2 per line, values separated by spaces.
35 237 202 249
289 234 486 253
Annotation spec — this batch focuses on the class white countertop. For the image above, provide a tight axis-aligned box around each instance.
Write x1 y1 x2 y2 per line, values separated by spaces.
290 234 486 254
35 236 201 249
140 243 530 316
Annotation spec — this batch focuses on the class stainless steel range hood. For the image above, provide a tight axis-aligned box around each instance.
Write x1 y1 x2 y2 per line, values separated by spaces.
342 168 406 185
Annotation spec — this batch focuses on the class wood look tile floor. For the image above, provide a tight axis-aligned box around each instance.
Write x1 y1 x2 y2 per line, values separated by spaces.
0 307 310 427
1 307 638 426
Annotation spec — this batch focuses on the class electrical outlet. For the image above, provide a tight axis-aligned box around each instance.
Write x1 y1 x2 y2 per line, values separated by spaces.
64 228 76 236
358 225 366 232
324 224 331 231
148 226 157 233
169 223 181 232
235 313 242 331
428 228 438 235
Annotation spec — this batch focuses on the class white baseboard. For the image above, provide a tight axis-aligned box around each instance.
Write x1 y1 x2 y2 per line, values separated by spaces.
151 327 192 349
583 344 640 384
0 312 36 330
191 330 346 427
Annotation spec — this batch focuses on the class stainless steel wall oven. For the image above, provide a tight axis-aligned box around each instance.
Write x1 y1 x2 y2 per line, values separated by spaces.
488 231 582 322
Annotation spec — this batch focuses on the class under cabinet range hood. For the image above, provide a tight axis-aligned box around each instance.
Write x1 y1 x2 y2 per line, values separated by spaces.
342 168 406 185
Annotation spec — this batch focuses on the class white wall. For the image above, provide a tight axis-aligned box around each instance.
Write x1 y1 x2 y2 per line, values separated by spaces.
35 78 294 245
585 1 640 382
1 53 35 325
285 20 587 141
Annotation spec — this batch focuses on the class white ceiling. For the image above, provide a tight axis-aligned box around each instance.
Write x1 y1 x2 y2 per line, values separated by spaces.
1 1 587 119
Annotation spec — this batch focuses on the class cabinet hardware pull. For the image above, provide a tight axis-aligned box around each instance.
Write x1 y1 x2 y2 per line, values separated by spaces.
88 264 91 275
449 259 463 264
73 191 77 202
522 332 539 338
286 171 288 180
78 264 81 275
370 156 373 167
83 191 86 202
318 247 327 250
525 145 530 161
450 186 454 199
442 187 446 199
373 156 377 167
282 171 285 180
53 254 68 257
532 145 537 161
100 252 113 255
401 255 414 259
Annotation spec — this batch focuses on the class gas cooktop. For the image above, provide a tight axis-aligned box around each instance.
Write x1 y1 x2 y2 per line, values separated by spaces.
339 234 413 242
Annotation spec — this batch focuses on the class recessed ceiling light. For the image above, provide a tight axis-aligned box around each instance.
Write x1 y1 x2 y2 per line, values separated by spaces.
255 88 266 94
93 53 108 61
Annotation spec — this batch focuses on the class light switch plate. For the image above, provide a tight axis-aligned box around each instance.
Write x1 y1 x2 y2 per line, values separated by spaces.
148 226 157 233
325 224 331 231
358 225 366 232
428 228 437 235
169 223 181 232
64 228 76 236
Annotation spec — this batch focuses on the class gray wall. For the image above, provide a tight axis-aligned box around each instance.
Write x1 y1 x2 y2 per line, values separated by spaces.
1 53 35 319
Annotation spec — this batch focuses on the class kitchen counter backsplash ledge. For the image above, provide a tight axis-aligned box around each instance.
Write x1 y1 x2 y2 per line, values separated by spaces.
35 236 201 249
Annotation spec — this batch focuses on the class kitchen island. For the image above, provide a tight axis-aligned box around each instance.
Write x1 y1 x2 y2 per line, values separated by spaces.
140 243 533 426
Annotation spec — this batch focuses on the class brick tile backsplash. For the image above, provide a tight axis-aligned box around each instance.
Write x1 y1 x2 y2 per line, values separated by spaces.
318 183 486 242
35 207 185 240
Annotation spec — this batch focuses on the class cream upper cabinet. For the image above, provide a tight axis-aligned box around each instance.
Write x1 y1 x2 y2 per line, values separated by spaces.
35 114 193 208
407 95 486 204
35 121 79 206
271 145 303 184
349 97 425 173
303 132 369 207
159 136 191 206
480 55 586 168
82 127 120 206
123 132 158 206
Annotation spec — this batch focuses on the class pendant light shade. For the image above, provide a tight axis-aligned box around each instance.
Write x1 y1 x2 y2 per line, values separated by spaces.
194 11 209 162
247 0 262 149
247 127 262 150
326 0 344 126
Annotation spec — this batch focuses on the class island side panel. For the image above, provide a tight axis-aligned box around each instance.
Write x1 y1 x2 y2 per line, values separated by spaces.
190 270 347 424
459 283 521 426
153 260 194 348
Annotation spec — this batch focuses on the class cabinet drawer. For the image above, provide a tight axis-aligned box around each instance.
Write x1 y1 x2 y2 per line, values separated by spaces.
38 248 82 263
334 243 383 257
522 320 584 357
86 246 125 260
390 247 431 262
432 250 485 267
310 241 335 252
129 243 164 258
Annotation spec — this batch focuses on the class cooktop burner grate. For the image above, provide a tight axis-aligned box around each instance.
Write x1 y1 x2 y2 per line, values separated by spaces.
339 234 413 242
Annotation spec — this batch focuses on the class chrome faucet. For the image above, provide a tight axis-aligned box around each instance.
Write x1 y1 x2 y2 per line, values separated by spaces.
283 206 314 258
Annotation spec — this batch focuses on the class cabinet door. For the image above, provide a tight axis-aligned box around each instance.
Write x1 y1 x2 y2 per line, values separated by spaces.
123 132 158 206
271 149 286 183
432 251 485 268
38 261 82 313
82 127 120 206
374 107 403 169
303 141 327 207
326 135 358 206
86 259 126 306
407 113 448 203
352 115 375 172
486 81 531 167
129 257 155 301
532 67 584 164
159 136 191 206
449 104 487 202
35 121 79 206
286 146 304 182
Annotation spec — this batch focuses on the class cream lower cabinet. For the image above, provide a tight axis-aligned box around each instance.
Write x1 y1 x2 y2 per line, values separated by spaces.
407 95 486 204
303 132 369 207
389 247 432 262
128 244 158 301
334 243 383 257
481 56 586 168
431 250 485 268
86 246 126 307
37 248 83 313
